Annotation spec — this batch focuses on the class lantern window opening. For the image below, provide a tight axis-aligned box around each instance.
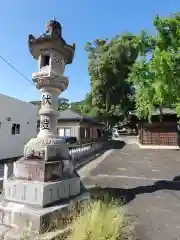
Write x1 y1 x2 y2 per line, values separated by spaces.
41 54 50 68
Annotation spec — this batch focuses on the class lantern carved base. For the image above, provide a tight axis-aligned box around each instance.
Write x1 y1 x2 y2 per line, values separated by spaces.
0 191 89 240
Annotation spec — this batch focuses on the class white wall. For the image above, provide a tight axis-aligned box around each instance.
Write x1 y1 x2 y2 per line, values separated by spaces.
0 94 38 159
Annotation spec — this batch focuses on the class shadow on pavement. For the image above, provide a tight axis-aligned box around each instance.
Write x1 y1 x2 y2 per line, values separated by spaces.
88 177 180 205
107 140 126 149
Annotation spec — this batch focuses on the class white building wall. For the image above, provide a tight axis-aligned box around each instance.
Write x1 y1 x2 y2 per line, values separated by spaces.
0 94 38 159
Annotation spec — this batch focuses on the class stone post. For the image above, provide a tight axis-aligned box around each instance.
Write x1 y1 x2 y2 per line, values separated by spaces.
0 20 88 240
3 162 13 180
3 162 14 189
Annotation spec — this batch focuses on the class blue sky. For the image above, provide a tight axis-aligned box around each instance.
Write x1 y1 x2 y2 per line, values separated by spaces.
0 0 179 103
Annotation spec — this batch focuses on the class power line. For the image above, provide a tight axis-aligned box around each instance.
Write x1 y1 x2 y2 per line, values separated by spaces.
0 54 66 87
0 55 34 85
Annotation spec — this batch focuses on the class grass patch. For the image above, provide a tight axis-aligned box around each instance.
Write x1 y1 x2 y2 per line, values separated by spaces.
68 198 134 240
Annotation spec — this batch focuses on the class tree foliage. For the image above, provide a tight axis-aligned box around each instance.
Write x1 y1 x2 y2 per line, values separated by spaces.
70 93 98 116
70 100 83 114
128 12 180 121
57 97 70 111
85 35 141 128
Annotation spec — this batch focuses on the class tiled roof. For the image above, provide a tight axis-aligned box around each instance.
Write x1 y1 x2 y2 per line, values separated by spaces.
129 107 176 116
57 109 82 120
57 108 103 125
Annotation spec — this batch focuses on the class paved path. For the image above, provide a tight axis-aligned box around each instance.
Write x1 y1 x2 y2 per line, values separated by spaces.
79 140 180 240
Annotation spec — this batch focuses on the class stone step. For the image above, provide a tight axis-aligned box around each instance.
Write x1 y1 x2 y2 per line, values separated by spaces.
0 191 89 234
2 226 71 240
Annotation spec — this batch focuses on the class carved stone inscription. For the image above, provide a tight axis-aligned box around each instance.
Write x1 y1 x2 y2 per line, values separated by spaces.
24 147 45 160
24 140 70 162
33 187 38 202
4 180 43 206
51 52 65 75
40 118 50 130
12 185 16 197
22 186 27 201
51 54 64 65
4 177 80 207
15 160 44 181
42 93 52 106
43 177 80 206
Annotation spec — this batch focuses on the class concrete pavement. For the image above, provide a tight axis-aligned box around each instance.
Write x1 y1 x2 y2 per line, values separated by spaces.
78 140 180 240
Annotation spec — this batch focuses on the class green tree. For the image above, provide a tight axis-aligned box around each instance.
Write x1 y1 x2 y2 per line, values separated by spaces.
70 93 98 117
57 97 70 111
70 100 84 114
85 35 140 129
129 12 180 121
81 92 99 116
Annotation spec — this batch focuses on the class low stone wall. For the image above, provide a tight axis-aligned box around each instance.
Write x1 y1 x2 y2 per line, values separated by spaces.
69 141 107 167
69 141 106 166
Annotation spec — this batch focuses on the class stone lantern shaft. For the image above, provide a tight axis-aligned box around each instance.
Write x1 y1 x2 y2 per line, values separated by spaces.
38 84 60 139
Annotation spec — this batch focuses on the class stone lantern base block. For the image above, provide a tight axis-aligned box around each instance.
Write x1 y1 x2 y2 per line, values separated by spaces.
24 138 70 162
4 177 81 207
15 159 64 182
0 191 90 239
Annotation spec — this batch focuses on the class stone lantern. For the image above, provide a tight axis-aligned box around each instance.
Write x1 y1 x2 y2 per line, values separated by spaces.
26 19 75 161
0 20 88 239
